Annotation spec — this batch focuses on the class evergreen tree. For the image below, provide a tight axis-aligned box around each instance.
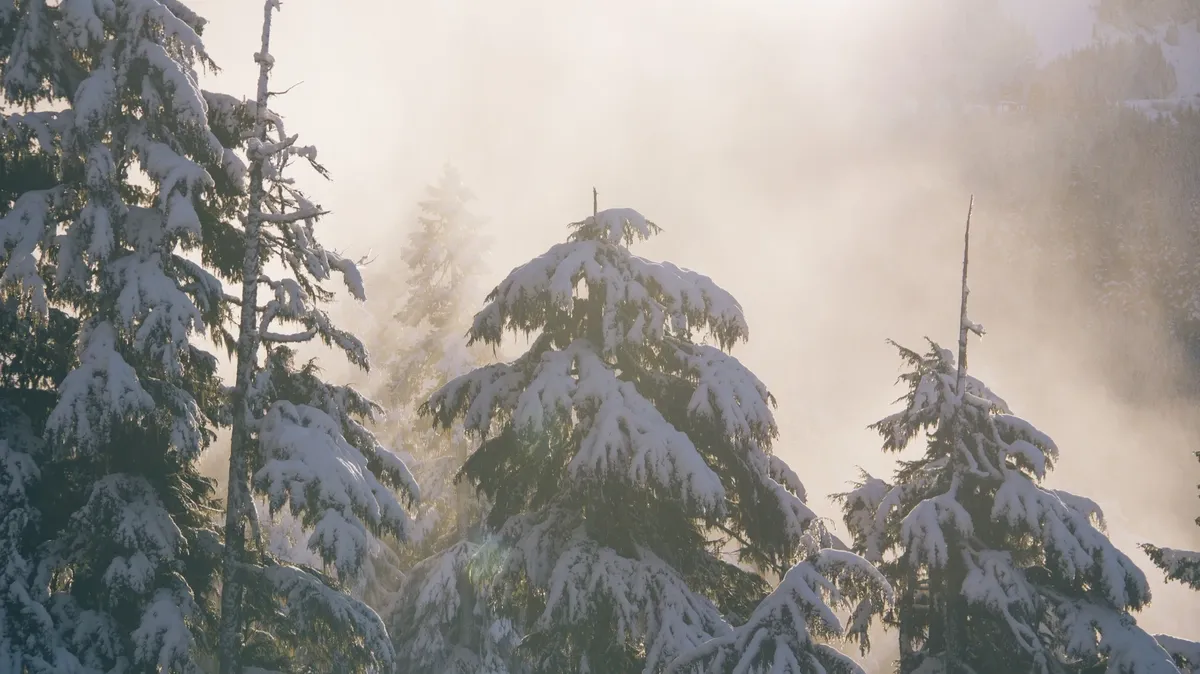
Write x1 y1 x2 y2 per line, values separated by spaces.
0 121 79 673
0 2 244 670
372 163 489 554
424 208 889 673
214 2 417 672
374 166 505 671
837 339 1182 673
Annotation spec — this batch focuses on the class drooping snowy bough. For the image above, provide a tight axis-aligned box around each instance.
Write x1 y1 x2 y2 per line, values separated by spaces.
837 340 1182 674
424 209 890 673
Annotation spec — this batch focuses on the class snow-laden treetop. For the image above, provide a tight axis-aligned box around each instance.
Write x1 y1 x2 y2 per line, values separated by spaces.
470 208 749 353
844 340 1154 612
425 208 778 517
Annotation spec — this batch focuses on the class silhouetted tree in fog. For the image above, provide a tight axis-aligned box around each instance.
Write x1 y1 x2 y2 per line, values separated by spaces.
375 166 506 672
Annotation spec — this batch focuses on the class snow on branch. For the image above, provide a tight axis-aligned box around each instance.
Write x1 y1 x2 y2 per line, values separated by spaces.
422 347 534 436
569 207 661 245
129 132 214 239
310 382 419 502
962 550 1044 659
835 472 894 564
872 341 1058 484
258 275 369 368
388 541 475 667
873 341 1009 451
46 321 156 453
1155 634 1200 673
258 563 396 670
0 187 62 318
739 443 820 548
252 347 418 505
2 110 68 153
253 401 415 579
429 339 726 512
123 1 211 123
152 379 211 459
1055 599 1180 673
57 472 209 673
992 476 1151 610
470 212 748 350
564 343 724 510
0 405 57 666
900 491 975 568
131 585 200 672
108 251 206 377
527 525 730 671
670 340 777 447
1142 545 1200 590
666 550 892 674
387 540 515 671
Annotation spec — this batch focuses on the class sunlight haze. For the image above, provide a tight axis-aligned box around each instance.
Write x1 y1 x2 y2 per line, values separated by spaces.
190 0 1200 657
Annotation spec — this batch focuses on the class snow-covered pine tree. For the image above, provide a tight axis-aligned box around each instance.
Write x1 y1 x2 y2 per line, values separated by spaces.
372 166 508 671
0 2 248 671
215 3 417 672
372 162 490 558
424 208 889 673
0 123 80 673
836 339 1182 674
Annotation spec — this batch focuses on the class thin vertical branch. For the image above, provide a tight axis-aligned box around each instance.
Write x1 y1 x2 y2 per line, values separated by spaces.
593 187 598 216
944 195 975 674
218 2 277 672
954 195 975 397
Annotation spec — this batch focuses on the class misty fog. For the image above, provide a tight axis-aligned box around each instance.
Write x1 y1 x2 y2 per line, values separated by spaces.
189 0 1200 651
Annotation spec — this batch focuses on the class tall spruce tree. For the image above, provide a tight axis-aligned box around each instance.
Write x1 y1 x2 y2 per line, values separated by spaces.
423 208 889 673
0 1 252 670
837 336 1184 673
375 166 506 671
214 2 418 672
837 207 1179 673
838 339 1185 673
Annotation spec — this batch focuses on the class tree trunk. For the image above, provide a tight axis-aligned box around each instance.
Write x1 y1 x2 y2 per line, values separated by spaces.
898 561 920 674
217 3 276 672
455 435 474 650
943 547 967 674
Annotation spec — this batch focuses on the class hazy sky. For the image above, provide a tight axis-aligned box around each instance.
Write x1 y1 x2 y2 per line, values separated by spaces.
189 0 1200 644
